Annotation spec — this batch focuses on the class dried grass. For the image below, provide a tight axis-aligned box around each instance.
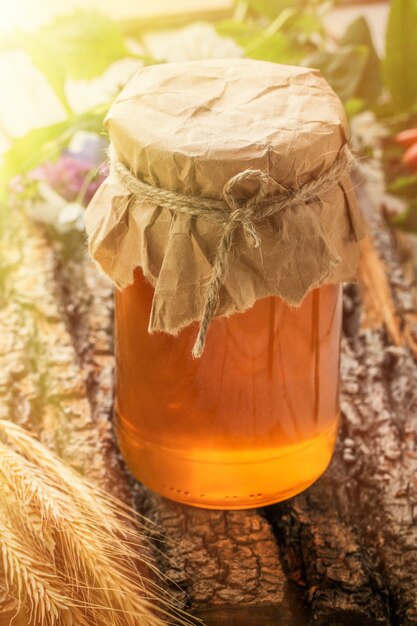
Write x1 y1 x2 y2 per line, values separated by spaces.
0 420 197 626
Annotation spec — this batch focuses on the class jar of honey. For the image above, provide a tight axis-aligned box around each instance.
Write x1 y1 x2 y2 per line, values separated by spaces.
85 59 364 509
115 272 342 508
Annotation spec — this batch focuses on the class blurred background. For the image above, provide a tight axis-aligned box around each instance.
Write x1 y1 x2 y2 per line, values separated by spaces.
0 0 416 235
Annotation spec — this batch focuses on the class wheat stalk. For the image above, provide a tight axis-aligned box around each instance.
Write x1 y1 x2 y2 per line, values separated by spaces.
0 520 90 626
0 420 197 626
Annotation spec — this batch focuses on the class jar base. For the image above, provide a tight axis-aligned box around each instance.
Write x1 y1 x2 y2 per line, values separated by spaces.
116 416 339 510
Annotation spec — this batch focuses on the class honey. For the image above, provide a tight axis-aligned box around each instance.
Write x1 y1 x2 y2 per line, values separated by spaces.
115 270 342 509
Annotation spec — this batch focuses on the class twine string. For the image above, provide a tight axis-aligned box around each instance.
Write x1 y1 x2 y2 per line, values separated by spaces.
110 144 354 357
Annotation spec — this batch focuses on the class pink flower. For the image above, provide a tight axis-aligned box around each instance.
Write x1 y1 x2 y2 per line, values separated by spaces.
30 155 107 206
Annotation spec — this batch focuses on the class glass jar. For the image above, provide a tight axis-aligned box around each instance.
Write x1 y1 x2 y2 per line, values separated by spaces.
114 268 342 510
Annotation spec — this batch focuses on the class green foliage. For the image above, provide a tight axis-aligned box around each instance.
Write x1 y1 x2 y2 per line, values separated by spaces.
18 11 130 81
387 173 417 197
244 31 302 63
6 0 417 226
1 11 142 199
16 11 132 115
342 17 382 105
217 17 302 64
0 104 109 201
17 34 73 115
344 98 366 120
304 16 381 106
383 0 417 111
286 11 324 39
305 45 369 102
216 19 253 45
218 1 328 65
247 0 312 19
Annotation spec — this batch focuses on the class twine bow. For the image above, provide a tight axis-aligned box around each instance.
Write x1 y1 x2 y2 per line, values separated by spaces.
110 144 354 358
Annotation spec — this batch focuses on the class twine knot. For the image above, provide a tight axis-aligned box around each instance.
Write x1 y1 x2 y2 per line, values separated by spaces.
110 144 354 358
222 168 284 248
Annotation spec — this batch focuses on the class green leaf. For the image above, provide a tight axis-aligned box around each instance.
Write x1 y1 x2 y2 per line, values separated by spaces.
217 19 302 63
344 97 366 119
2 121 72 184
286 11 324 37
18 11 130 82
247 0 302 18
304 45 369 102
306 13 381 105
341 16 382 105
216 20 257 46
0 103 109 201
17 32 73 115
387 173 417 197
245 30 302 63
383 0 417 111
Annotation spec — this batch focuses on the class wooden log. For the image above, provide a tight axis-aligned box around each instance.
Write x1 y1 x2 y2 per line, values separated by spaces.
44 182 405 625
1 173 417 625
0 211 148 625
0 212 124 491
338 184 417 626
264 181 417 626
266 455 392 626
50 233 294 624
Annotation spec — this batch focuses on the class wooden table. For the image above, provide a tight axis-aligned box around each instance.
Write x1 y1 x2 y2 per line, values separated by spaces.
1 177 417 626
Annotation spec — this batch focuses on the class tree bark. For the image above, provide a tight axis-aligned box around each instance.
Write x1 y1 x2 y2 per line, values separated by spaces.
1 175 417 625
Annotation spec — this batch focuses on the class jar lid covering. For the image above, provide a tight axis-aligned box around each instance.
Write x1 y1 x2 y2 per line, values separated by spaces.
85 59 365 354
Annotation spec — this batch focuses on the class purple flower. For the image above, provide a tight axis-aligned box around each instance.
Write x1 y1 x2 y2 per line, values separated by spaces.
30 154 107 205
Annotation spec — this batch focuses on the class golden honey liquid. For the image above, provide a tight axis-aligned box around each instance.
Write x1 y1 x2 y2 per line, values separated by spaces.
115 271 342 509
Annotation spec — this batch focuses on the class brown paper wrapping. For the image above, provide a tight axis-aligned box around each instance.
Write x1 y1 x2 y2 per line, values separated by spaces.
85 58 365 336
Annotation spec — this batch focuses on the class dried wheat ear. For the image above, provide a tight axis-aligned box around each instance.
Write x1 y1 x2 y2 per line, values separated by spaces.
0 419 197 626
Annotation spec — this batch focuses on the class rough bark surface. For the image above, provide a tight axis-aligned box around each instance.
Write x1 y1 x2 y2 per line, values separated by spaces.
1 177 417 625
0 213 145 626
51 233 294 625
